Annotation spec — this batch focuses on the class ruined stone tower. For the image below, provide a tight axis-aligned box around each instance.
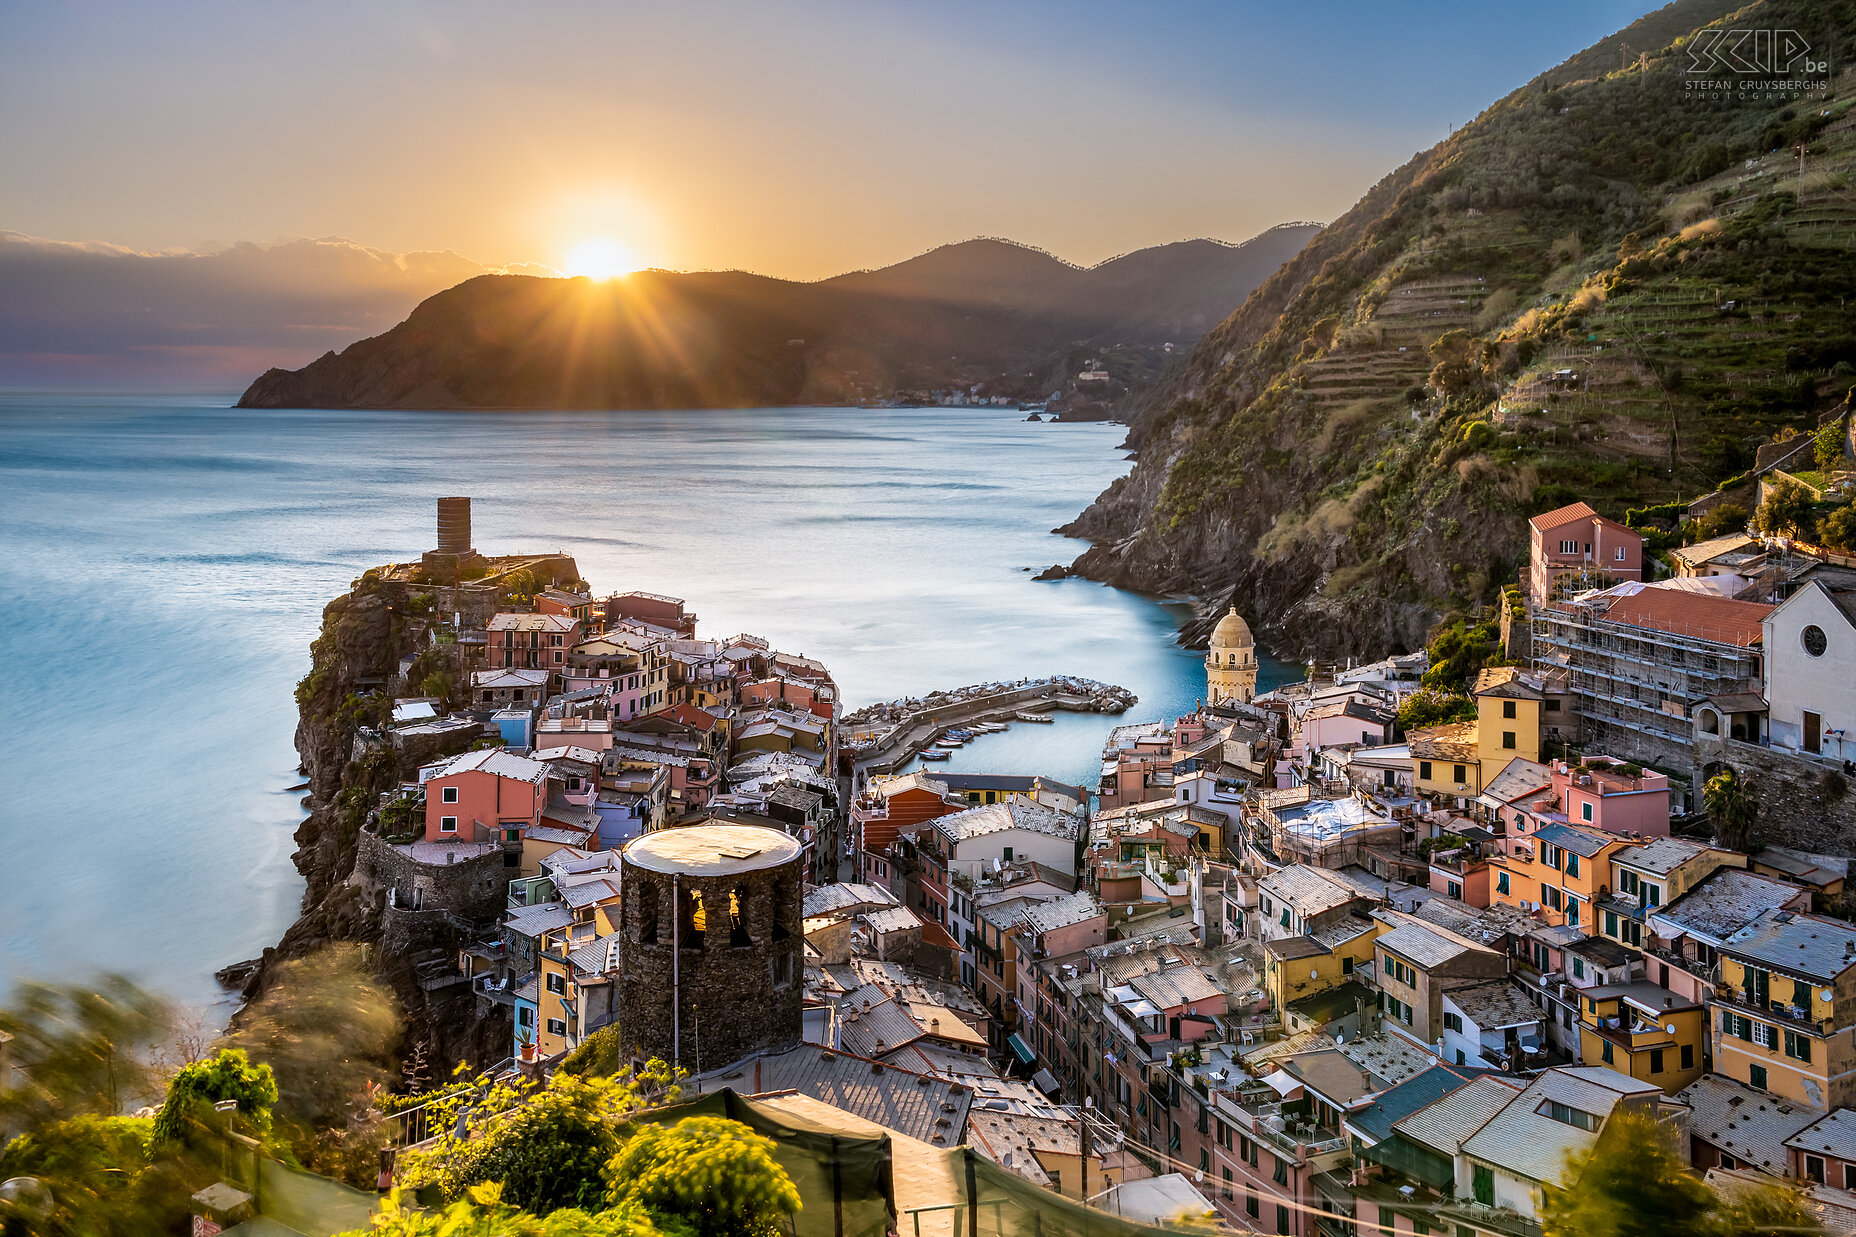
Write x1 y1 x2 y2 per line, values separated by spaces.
618 824 804 1072
421 496 485 576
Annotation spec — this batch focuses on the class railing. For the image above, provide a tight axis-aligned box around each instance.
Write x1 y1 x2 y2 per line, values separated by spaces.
1713 985 1834 1031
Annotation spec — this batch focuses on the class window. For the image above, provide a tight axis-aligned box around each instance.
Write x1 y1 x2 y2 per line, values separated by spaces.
1420 761 1433 781
1239 1134 1257 1167
1498 871 1510 895
441 785 459 804
1452 764 1467 784
1843 1164 1856 1192
1650 1048 1664 1074
1615 545 1628 562
1002 846 1014 862
1581 802 1594 823
1785 1030 1813 1063
518 1006 534 1027
1806 1155 1826 1185
1473 1164 1494 1206
1246 1188 1259 1219
1277 1204 1291 1234
1602 1039 1614 1064
546 1018 567 1037
1342 955 1354 975
546 973 565 994
1216 1119 1232 1149
1503 700 1517 719
1222 1165 1234 1201
1682 1044 1694 1070
1567 898 1581 927
1448 880 1462 899
1560 539 1579 554
1567 854 1580 878
1546 699 1561 712
1503 731 1517 750
1547 1102 1597 1131
439 816 457 833
1199 1148 1210 1172
1604 911 1618 937
1444 1012 1463 1033
1802 625 1828 658
1749 1063 1768 1090
1272 1155 1288 1186
1573 957 1586 979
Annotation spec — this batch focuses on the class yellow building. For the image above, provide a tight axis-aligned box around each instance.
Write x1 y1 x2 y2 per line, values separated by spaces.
1206 607 1258 706
1262 921 1383 1012
1713 910 1856 1110
1574 980 1706 1093
1596 837 1746 953
1409 667 1550 807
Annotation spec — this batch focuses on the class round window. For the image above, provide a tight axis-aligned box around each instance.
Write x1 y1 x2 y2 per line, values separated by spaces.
1803 625 1828 657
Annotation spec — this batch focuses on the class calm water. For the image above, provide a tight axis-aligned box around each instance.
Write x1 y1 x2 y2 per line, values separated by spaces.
0 394 1294 1014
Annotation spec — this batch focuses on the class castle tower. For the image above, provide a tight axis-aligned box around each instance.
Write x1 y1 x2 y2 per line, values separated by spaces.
1206 606 1258 705
421 496 484 576
618 824 804 1072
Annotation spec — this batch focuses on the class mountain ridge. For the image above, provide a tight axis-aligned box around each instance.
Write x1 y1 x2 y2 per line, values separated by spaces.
1059 0 1856 658
234 224 1321 410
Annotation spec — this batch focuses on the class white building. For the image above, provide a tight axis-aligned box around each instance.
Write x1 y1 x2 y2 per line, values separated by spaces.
1761 582 1856 761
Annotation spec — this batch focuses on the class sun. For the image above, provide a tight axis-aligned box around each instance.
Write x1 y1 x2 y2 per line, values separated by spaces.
564 237 639 280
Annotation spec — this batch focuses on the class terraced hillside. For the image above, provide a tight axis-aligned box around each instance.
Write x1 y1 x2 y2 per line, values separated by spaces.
1064 0 1856 657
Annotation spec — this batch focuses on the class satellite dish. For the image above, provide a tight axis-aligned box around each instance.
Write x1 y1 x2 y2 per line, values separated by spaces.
1311 968 1320 979
1823 990 1835 1002
1664 1023 1676 1034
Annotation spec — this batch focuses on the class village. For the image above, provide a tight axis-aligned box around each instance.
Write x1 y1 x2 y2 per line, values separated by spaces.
332 493 1856 1234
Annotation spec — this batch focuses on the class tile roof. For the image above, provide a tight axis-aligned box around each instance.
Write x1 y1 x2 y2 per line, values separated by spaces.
1460 1066 1659 1185
1020 890 1103 935
504 901 574 939
932 800 1079 845
1615 835 1712 877
1532 822 1614 858
1529 501 1602 530
1349 1064 1498 1144
1280 1048 1377 1106
1677 1075 1816 1174
696 1044 973 1147
1722 909 1856 983
1473 667 1544 700
1444 981 1546 1031
839 992 925 1058
1649 869 1810 947
1671 534 1761 568
1408 721 1479 762
1260 865 1370 918
803 883 899 919
431 747 552 784
1130 966 1225 1010
1787 1108 1856 1162
1482 759 1553 804
1377 922 1471 969
1598 589 1774 648
1393 1075 1526 1155
567 930 625 976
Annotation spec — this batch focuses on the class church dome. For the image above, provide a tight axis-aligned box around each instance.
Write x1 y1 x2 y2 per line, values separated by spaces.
1209 606 1253 649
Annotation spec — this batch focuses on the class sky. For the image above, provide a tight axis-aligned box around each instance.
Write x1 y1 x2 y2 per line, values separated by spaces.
4 0 1660 279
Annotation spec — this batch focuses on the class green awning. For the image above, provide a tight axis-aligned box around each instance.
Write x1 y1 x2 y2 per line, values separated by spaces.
1006 1033 1036 1064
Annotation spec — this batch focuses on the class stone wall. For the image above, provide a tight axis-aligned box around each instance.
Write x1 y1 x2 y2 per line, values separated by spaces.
617 853 805 1073
1694 736 1856 855
353 830 512 923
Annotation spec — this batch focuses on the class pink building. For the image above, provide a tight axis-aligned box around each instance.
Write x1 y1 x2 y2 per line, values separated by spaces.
1502 756 1671 839
1528 501 1642 604
1300 699 1395 755
420 749 553 843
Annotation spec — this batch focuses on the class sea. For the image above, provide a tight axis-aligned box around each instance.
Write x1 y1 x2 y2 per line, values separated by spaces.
0 394 1297 1018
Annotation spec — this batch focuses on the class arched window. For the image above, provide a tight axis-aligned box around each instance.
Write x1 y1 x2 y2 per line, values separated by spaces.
730 886 752 947
679 886 706 949
636 882 660 943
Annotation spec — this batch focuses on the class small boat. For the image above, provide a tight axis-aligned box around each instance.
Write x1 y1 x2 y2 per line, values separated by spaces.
934 739 965 750
1014 711 1055 723
919 749 952 761
971 722 1008 733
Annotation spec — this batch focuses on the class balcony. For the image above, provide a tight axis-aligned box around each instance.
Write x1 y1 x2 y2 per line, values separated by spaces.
1217 1089 1347 1160
1712 986 1834 1033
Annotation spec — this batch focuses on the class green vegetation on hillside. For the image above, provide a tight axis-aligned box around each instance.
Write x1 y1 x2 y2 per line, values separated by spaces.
1084 0 1856 653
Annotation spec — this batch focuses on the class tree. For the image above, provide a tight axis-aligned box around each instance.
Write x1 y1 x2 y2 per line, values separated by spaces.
0 976 170 1134
152 1048 277 1143
1820 503 1856 552
1427 330 1490 397
1397 688 1476 732
1543 1109 1715 1237
396 1068 676 1214
1419 617 1505 694
1703 766 1760 853
221 945 402 1184
340 1184 661 1237
0 1114 190 1237
1754 479 1820 541
1690 503 1749 541
1543 1108 1821 1237
604 1116 800 1237
1816 420 1847 471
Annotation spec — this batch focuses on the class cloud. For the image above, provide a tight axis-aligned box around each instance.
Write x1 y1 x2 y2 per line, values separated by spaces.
0 232 500 389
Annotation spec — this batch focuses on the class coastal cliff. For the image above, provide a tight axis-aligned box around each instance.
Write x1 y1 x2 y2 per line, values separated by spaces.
239 563 571 1069
234 228 1319 411
1061 0 1856 658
